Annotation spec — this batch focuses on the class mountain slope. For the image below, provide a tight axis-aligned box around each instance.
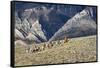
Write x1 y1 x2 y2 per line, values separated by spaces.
15 5 87 40
49 7 97 41
15 5 97 43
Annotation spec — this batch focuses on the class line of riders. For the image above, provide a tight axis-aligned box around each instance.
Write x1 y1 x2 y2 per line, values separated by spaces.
25 37 69 53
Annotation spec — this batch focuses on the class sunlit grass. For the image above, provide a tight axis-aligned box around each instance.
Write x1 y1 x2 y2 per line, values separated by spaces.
15 35 97 66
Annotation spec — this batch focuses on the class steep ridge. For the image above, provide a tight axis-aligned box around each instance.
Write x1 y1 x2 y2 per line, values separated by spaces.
49 7 97 41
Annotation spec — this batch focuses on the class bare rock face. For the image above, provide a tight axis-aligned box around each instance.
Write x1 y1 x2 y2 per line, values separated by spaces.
15 29 25 40
15 9 47 43
30 20 47 41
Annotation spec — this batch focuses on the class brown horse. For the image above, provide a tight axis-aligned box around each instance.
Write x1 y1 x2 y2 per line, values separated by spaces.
64 37 69 43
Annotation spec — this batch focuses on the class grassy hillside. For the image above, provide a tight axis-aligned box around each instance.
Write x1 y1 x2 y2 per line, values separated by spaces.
15 35 97 66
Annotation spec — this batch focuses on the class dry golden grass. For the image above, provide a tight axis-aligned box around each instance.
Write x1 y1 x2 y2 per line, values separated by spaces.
15 35 97 66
